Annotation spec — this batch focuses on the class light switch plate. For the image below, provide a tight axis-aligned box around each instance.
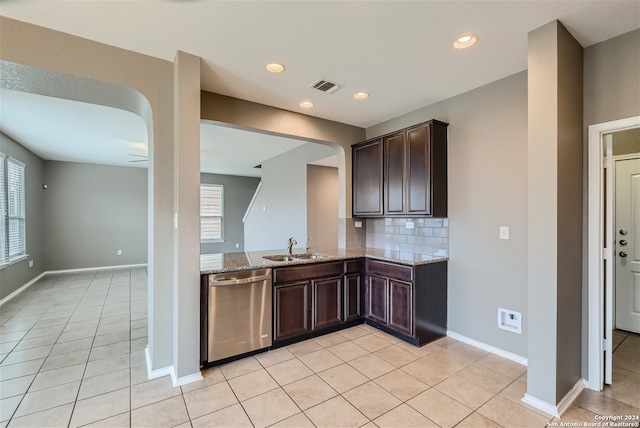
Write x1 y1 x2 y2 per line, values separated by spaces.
355 221 363 228
499 226 509 240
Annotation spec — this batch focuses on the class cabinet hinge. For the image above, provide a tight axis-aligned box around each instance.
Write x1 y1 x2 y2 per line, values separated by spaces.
604 157 611 169
603 248 611 260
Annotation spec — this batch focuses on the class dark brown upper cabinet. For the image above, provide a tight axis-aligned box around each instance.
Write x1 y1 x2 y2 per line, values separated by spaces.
352 120 448 217
352 139 384 216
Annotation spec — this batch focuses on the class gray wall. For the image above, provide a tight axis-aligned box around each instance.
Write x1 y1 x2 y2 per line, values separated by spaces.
582 29 640 381
526 20 583 406
43 161 147 271
555 22 583 402
307 165 338 249
200 173 260 253
584 29 640 128
0 133 45 301
244 143 337 252
367 71 529 357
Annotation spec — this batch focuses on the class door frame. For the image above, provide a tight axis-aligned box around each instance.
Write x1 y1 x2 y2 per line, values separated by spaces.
587 116 640 391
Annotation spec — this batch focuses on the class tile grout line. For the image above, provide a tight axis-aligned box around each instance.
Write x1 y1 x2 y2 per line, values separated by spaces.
4 270 96 425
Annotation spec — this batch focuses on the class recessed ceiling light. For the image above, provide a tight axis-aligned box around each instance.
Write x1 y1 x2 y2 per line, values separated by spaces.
266 63 285 73
299 100 314 108
354 92 369 100
453 34 478 49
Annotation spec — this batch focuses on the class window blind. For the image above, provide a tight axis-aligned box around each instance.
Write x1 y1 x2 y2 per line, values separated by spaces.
7 158 26 259
200 184 223 241
0 153 6 262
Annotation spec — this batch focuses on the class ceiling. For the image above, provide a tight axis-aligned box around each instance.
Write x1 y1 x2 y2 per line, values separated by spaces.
1 88 149 168
0 88 319 175
1 1 638 173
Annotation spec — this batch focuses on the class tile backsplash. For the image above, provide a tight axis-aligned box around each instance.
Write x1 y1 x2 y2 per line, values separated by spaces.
339 217 367 249
365 217 448 257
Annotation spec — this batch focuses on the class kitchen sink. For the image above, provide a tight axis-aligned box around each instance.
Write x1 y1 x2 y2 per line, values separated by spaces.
263 253 329 262
263 255 297 262
292 253 329 259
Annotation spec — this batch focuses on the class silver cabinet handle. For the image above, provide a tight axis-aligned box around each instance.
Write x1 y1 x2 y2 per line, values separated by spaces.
620 229 628 236
620 240 628 246
619 252 628 258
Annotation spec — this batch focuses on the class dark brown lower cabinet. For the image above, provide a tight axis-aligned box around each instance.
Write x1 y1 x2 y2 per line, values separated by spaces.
274 281 311 341
273 260 362 344
389 279 412 335
365 275 388 324
312 277 342 330
344 259 363 321
365 258 447 345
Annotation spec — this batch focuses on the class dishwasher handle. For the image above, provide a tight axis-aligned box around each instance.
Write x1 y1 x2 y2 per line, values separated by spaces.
209 273 272 287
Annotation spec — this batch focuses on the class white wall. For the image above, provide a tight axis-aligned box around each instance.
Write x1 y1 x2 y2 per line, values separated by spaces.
244 143 337 252
307 165 339 249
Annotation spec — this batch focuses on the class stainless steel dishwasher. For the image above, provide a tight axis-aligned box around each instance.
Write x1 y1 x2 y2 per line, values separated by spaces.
206 269 272 362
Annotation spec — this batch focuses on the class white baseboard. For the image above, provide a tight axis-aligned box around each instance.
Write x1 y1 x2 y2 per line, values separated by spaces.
144 345 203 387
170 369 203 387
0 264 148 307
522 394 560 418
45 263 148 274
446 330 528 366
0 272 47 306
145 345 173 381
556 379 586 416
521 377 585 418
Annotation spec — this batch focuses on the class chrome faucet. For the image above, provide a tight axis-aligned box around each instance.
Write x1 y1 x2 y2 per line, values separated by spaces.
287 237 297 255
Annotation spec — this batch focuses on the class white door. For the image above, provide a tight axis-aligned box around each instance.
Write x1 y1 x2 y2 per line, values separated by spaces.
615 157 640 333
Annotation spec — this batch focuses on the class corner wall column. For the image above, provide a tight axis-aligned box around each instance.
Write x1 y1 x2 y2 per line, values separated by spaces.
526 20 584 414
173 51 202 383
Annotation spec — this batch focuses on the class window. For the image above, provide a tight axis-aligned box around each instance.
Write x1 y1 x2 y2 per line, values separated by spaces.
200 184 223 242
1 154 26 265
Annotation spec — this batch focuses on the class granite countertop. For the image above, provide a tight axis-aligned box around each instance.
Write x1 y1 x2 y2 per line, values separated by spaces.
200 247 448 274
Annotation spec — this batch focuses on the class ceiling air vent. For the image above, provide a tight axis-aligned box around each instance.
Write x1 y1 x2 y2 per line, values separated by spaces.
310 79 342 94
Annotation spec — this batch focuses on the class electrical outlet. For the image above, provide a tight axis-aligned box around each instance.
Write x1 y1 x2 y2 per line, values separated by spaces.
29 260 33 268
355 221 363 228
499 226 510 240
236 243 239 248
117 250 122 256
406 221 414 229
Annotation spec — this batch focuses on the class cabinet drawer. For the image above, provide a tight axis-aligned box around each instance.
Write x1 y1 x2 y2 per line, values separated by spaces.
367 259 413 282
344 258 363 274
274 261 343 284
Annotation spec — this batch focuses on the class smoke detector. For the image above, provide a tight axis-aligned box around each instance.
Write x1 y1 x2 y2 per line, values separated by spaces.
309 78 343 94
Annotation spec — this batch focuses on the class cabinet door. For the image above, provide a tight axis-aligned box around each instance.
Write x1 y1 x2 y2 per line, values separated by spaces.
353 139 383 216
365 275 388 324
406 124 431 215
384 132 406 215
274 282 311 341
389 279 413 335
344 273 362 320
313 276 342 330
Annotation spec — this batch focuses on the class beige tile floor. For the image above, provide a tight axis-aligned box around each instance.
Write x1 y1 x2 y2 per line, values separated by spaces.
0 267 638 427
